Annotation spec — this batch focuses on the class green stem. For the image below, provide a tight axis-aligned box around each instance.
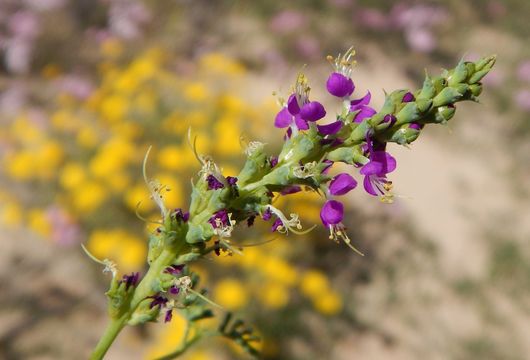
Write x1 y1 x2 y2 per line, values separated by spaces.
90 248 179 359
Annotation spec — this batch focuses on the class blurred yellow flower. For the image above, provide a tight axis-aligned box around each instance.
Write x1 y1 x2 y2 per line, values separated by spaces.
5 151 35 180
59 162 86 190
312 290 343 316
0 201 22 226
214 116 242 156
155 174 184 209
76 126 99 148
88 229 146 271
259 282 290 309
184 82 209 102
300 270 329 298
261 257 298 286
28 209 51 237
100 94 128 123
125 182 155 212
72 180 107 213
213 278 249 310
144 312 186 359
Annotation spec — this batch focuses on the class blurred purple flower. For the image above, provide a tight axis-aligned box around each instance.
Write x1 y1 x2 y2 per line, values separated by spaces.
56 75 95 100
517 61 530 83
355 8 389 31
405 28 436 53
515 90 530 112
269 10 306 34
295 36 321 60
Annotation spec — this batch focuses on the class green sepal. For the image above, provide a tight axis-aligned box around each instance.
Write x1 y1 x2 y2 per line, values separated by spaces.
395 102 421 126
389 125 420 145
449 59 468 86
327 146 368 165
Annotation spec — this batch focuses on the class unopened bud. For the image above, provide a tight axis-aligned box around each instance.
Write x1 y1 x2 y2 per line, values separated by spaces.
432 87 463 107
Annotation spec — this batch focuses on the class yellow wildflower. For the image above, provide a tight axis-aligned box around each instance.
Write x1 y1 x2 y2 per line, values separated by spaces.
259 282 290 309
213 278 249 310
72 180 106 213
300 270 330 298
312 290 343 316
60 162 86 190
28 209 52 237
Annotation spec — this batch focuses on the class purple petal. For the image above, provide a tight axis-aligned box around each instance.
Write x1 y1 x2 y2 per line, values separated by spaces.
271 218 283 232
300 101 326 122
370 151 397 174
164 309 173 323
321 159 334 174
269 156 278 168
383 114 397 125
409 122 422 130
329 173 358 196
280 185 302 195
350 91 371 111
287 94 300 115
402 92 415 103
226 176 238 186
359 160 384 176
274 107 293 128
317 120 343 135
294 114 309 130
326 72 355 97
363 175 378 196
353 105 377 123
261 208 272 221
320 200 344 226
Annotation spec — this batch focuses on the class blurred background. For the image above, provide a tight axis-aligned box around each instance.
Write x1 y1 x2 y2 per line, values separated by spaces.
0 0 529 359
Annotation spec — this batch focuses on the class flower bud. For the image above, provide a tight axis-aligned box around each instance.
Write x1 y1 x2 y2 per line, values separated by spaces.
389 124 420 145
432 87 463 107
434 104 456 123
418 75 436 99
329 173 358 195
469 83 482 97
448 59 468 86
395 102 421 125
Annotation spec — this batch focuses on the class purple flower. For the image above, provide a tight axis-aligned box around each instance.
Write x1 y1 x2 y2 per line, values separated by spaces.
280 185 302 195
274 108 309 130
300 101 326 122
209 209 229 229
408 122 422 130
206 175 224 190
360 151 397 196
168 285 180 295
164 309 173 323
226 176 238 186
164 264 185 275
317 121 343 135
119 272 140 290
172 208 189 222
329 173 358 196
350 91 376 123
320 200 344 226
402 92 415 103
149 295 168 309
326 72 355 97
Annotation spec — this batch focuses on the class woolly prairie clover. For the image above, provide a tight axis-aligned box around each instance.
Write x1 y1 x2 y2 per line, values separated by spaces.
88 48 495 359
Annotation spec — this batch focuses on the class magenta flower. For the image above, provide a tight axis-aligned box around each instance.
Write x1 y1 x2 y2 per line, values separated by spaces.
360 151 397 197
329 173 358 195
119 272 140 290
274 94 310 130
208 209 229 229
326 72 355 97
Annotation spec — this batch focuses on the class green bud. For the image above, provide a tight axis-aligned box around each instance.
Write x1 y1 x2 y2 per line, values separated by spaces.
448 59 468 86
416 98 433 113
474 55 496 72
348 119 372 143
432 87 463 107
390 125 420 145
469 83 482 97
418 74 436 99
327 146 368 165
432 76 449 93
395 102 421 126
453 83 469 96
434 105 456 124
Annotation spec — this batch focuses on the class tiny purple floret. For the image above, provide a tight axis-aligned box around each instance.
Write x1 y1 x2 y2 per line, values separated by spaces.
206 175 225 190
402 92 415 103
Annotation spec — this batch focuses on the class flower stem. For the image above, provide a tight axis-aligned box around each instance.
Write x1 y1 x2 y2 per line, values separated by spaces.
90 248 180 359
